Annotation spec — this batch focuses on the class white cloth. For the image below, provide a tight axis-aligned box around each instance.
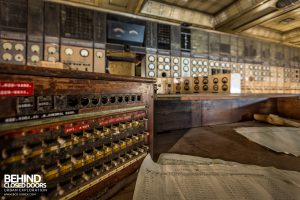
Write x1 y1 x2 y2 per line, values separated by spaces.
133 154 300 200
235 127 300 156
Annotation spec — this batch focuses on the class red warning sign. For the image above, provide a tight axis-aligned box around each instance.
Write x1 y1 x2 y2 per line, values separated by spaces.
0 81 34 96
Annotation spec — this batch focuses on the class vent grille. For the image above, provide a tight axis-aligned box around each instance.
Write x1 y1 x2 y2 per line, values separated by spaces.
157 23 171 50
0 0 27 32
61 5 93 40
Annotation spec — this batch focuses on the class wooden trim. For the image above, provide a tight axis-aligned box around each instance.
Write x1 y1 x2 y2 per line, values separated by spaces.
0 64 156 83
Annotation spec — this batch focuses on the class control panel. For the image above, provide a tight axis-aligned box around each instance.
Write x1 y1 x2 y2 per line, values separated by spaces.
0 39 26 65
60 45 93 72
181 57 191 77
0 71 154 199
171 57 181 78
145 53 157 78
157 55 171 78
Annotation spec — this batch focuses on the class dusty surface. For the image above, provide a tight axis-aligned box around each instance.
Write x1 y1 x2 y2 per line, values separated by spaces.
169 121 300 172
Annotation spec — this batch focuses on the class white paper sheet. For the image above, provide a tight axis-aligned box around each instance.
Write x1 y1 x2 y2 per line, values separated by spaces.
134 155 300 200
235 127 300 156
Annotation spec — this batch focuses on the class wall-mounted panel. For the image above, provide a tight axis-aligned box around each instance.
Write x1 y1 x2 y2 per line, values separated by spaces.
191 29 208 58
220 34 230 62
230 36 238 63
208 32 220 60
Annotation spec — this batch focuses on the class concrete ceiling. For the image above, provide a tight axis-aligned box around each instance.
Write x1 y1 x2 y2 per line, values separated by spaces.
51 0 300 47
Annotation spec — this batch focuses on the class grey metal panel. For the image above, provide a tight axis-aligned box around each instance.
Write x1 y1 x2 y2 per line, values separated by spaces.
253 40 261 64
275 44 284 67
171 25 181 51
191 29 208 58
146 21 157 49
270 43 277 66
27 0 44 40
283 46 290 68
208 32 220 60
237 37 244 63
44 2 60 38
244 38 254 63
230 36 237 63
261 42 270 66
94 11 106 43
220 34 230 62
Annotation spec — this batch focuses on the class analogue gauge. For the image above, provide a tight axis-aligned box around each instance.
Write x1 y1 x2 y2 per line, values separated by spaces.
2 53 12 61
15 43 24 51
65 48 73 55
164 57 170 63
80 49 89 57
240 65 244 69
222 85 228 91
254 66 258 70
173 58 179 64
215 62 219 67
148 63 155 70
2 42 12 50
173 65 179 71
48 56 56 62
31 55 40 63
263 72 266 76
249 65 253 69
158 64 164 70
96 51 103 58
48 46 56 54
267 67 270 70
233 64 236 68
213 78 218 84
183 66 189 72
258 66 262 70
210 62 214 67
173 72 179 78
226 63 230 68
192 60 197 66
192 67 197 72
203 68 208 73
14 54 24 62
148 71 155 77
192 74 197 77
183 59 189 65
221 63 225 67
203 61 208 66
198 67 202 73
254 71 258 76
164 65 170 71
31 45 40 53
222 77 228 83
148 55 155 62
158 57 164 63
196 61 201 66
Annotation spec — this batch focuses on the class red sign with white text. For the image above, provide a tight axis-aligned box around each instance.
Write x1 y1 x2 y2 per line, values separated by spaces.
0 82 34 96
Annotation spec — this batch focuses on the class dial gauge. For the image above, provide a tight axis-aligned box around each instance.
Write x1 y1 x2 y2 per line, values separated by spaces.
183 66 189 72
183 59 189 65
158 64 164 70
148 63 155 70
31 45 40 53
80 49 89 57
192 67 197 72
31 55 40 63
148 71 155 77
15 43 24 51
2 42 12 50
65 48 73 55
148 55 155 62
164 65 170 71
96 51 103 58
14 54 24 62
173 65 179 71
48 46 56 54
173 58 179 64
164 57 170 63
2 53 12 61
158 57 164 62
